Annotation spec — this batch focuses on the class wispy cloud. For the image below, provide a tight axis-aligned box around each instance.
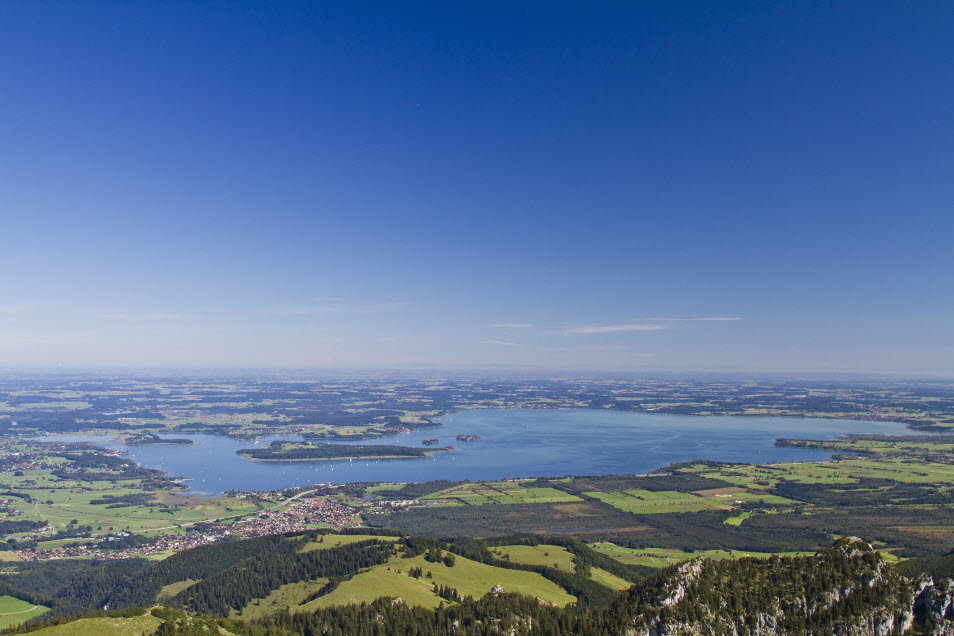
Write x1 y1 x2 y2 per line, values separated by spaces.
564 324 673 335
3 336 54 345
0 330 92 345
0 304 39 313
643 317 742 321
482 340 523 347
542 345 656 355
564 317 741 335
262 301 408 315
100 313 194 320
261 307 324 316
491 323 533 329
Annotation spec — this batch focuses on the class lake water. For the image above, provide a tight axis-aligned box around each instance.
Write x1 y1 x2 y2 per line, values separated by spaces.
37 409 916 496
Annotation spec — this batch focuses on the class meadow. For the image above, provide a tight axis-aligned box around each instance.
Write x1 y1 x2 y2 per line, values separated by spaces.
419 481 583 506
0 596 48 629
308 551 577 609
24 613 161 636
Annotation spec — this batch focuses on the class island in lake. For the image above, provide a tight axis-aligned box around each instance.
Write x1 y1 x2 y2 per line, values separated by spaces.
421 439 440 445
456 434 481 442
236 440 454 462
123 432 195 446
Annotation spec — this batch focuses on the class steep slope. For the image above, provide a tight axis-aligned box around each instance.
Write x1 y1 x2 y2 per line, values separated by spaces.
613 537 914 634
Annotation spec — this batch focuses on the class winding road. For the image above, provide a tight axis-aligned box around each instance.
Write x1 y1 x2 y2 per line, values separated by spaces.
0 605 39 616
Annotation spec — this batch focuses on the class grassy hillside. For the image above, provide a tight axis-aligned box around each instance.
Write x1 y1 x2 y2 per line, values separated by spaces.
17 538 943 635
308 568 443 609
235 579 329 619
588 541 818 568
490 544 576 572
26 613 161 636
588 567 633 591
299 533 399 552
308 552 577 609
5 529 929 635
489 543 635 591
157 579 198 600
0 595 49 629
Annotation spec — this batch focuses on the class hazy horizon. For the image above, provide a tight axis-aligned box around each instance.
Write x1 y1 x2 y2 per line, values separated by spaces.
1 366 952 383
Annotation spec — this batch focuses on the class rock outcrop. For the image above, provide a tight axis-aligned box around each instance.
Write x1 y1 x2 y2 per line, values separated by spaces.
612 537 941 635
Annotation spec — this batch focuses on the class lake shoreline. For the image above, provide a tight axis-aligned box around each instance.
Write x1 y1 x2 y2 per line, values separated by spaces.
24 410 920 496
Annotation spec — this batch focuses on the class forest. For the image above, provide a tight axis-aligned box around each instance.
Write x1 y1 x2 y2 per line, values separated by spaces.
236 442 451 461
5 536 947 635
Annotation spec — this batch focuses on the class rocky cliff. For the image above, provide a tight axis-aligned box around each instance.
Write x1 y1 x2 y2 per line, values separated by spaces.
610 537 953 635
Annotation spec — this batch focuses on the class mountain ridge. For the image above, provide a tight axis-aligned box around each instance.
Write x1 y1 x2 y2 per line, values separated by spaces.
7 534 954 635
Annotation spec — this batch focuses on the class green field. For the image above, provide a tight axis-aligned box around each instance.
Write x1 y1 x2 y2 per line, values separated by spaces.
0 445 267 542
364 484 405 495
485 544 634 591
589 542 818 568
0 596 49 629
420 482 583 506
585 489 732 514
589 543 693 568
312 552 576 608
724 512 752 526
27 491 261 535
300 534 399 552
490 544 576 572
589 567 634 591
26 613 162 635
235 579 329 619
694 459 954 489
158 579 199 599
308 568 443 609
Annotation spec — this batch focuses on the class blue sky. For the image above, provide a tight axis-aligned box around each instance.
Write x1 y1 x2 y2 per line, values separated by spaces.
1 2 952 372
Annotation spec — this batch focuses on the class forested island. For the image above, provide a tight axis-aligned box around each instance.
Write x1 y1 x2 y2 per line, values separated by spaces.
456 434 481 442
123 433 195 446
236 441 454 462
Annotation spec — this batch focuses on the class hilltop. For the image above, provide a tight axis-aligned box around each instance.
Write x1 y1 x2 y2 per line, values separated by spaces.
4 533 954 635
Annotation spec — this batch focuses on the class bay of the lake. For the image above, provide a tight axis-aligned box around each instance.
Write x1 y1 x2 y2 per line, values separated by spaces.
43 409 916 496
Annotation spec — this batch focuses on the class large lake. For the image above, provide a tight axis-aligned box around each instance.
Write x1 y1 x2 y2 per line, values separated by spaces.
41 409 915 496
